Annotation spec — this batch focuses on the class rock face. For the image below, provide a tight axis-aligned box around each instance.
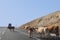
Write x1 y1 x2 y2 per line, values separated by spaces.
38 11 60 27
20 11 60 30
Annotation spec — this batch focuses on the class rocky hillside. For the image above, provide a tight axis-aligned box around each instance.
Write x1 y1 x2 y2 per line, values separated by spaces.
20 11 60 29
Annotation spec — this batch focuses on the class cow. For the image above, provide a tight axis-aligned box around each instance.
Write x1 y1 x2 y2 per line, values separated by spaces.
45 24 59 36
36 24 59 37
7 23 15 31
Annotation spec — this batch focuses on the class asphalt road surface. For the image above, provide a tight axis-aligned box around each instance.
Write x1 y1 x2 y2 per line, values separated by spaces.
0 27 60 40
0 27 38 40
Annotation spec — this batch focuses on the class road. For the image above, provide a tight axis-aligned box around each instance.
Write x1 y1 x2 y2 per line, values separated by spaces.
0 27 38 40
0 27 60 40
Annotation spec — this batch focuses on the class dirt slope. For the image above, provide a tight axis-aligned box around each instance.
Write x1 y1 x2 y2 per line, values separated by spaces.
20 11 60 30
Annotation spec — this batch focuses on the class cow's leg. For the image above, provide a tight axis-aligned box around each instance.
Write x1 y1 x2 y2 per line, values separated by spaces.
29 31 32 38
8 28 11 31
13 28 14 31
13 27 15 31
55 26 59 37
56 30 59 36
39 33 42 38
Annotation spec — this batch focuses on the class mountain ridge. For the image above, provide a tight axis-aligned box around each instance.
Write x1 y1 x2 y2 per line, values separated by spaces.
20 11 60 29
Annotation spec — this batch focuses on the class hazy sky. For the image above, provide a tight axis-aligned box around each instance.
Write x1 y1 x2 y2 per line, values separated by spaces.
0 0 60 27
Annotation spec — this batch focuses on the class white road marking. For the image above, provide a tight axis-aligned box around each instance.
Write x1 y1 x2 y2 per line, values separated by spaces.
2 31 5 35
0 31 6 40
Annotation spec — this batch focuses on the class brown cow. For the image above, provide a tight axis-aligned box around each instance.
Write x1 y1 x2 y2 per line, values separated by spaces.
37 24 59 37
45 24 59 36
37 27 48 37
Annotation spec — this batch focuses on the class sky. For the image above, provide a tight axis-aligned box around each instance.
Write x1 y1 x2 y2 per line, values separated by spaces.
0 0 60 27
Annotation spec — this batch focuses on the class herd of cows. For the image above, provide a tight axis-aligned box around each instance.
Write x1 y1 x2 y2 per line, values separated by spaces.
23 24 59 38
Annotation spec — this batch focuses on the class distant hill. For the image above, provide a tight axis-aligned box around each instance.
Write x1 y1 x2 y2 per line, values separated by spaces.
20 11 60 30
